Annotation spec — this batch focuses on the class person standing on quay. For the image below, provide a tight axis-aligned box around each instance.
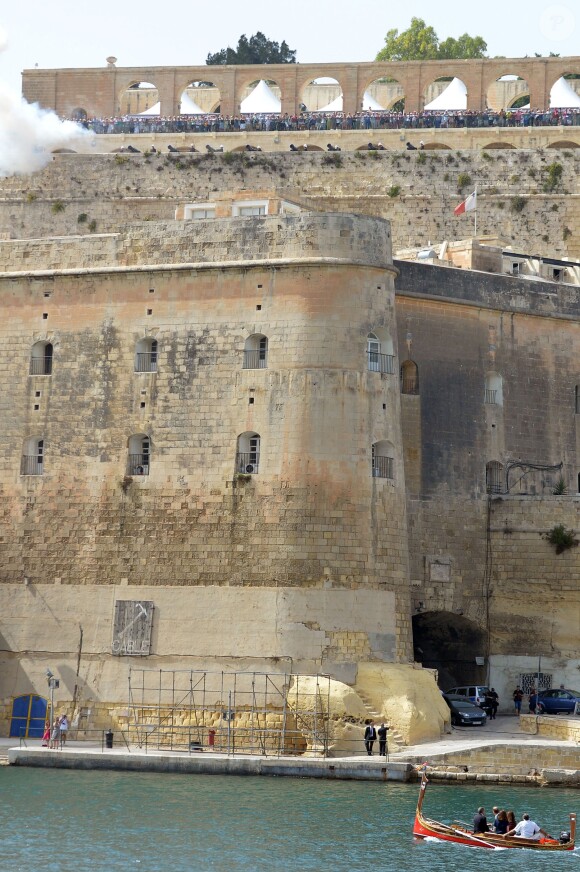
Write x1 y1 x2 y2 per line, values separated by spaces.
49 717 61 750
513 686 523 715
377 722 389 757
364 720 377 756
59 713 69 745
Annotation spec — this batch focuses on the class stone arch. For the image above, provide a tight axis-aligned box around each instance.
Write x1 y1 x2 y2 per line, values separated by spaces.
237 77 283 113
360 76 405 111
547 140 580 149
70 108 87 122
412 611 487 689
483 141 516 150
127 433 151 475
547 70 580 101
367 329 394 373
300 77 344 112
236 432 261 474
51 149 77 154
118 80 160 115
371 440 395 480
421 142 452 150
486 73 529 111
422 76 468 111
400 359 419 394
179 80 220 114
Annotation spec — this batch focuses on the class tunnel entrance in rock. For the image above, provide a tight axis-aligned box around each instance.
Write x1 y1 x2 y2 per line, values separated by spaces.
412 611 487 690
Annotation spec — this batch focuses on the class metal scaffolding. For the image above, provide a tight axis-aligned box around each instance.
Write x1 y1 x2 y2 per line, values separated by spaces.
125 668 331 756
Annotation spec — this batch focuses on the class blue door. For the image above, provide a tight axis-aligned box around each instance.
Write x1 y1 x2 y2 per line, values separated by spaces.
10 695 48 738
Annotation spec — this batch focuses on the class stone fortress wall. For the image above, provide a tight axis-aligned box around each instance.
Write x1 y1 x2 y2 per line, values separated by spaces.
1 131 580 740
22 56 580 117
0 211 420 737
0 150 579 261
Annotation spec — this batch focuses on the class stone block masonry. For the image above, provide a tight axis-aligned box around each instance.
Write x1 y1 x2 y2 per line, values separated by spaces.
0 149 578 260
0 212 414 724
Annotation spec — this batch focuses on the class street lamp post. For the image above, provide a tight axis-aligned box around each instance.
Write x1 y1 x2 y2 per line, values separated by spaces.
46 668 59 723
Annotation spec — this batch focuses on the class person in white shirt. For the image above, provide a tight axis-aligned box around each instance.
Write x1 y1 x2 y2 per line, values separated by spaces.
504 813 549 840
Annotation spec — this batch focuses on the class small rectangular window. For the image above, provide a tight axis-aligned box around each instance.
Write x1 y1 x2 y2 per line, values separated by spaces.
238 205 266 217
189 208 216 220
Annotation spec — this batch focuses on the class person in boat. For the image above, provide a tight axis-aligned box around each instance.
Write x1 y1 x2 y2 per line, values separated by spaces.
494 810 509 834
504 813 550 841
473 807 489 833
506 810 517 831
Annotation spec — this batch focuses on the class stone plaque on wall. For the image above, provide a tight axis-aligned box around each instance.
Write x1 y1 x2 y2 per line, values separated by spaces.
112 600 154 656
429 560 451 583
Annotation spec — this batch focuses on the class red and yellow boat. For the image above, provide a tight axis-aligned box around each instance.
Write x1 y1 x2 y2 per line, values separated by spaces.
413 769 576 851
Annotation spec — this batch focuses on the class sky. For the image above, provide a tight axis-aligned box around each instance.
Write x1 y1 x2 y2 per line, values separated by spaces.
0 0 578 96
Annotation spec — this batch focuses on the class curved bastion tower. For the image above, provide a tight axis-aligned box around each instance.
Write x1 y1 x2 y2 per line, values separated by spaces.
0 197 420 736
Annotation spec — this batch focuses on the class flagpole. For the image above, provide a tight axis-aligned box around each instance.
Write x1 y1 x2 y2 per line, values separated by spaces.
474 184 478 238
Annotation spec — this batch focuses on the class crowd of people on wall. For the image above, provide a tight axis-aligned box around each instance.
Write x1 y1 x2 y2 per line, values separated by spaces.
76 107 580 135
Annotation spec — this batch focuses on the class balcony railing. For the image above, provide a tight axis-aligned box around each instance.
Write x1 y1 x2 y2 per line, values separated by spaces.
243 350 267 370
368 352 395 374
485 389 497 405
236 452 260 474
21 455 43 475
372 456 394 479
401 377 419 395
135 353 157 373
128 454 150 476
29 356 52 375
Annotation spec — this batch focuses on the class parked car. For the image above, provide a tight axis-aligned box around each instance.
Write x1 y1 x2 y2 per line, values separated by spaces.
445 685 490 708
443 694 488 726
536 688 580 715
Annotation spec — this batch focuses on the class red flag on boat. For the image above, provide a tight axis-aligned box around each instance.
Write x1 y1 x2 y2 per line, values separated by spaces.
454 190 477 216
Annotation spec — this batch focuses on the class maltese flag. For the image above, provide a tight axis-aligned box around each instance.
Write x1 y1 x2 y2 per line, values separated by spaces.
454 190 477 216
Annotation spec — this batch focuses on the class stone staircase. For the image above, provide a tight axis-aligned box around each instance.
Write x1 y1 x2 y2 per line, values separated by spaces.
356 689 405 748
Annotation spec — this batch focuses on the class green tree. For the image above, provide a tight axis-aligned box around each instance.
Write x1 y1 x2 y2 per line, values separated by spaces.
207 32 296 66
438 34 487 59
376 18 487 61
376 18 438 62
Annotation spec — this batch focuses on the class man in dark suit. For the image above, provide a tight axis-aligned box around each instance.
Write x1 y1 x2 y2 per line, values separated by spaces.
377 722 389 756
364 720 377 755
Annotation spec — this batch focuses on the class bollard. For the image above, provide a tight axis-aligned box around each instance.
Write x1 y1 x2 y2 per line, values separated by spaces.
105 729 114 749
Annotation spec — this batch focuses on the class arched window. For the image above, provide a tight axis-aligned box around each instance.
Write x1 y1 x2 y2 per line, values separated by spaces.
367 332 394 374
400 360 419 395
485 372 503 406
21 437 44 475
236 432 260 474
372 441 394 480
486 461 504 494
135 337 158 373
243 335 268 370
128 434 150 475
30 341 53 376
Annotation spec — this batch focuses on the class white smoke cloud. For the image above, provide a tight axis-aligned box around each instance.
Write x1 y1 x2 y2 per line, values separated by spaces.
0 85 90 178
0 25 88 178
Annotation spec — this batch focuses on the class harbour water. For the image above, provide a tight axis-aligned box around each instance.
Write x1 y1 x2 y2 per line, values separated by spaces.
1 767 578 872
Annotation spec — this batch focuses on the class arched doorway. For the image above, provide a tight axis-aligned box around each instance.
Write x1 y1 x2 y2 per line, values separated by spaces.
412 611 487 689
10 694 48 738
